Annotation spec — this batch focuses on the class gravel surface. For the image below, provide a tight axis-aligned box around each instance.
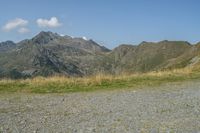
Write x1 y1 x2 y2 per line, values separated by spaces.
0 81 200 133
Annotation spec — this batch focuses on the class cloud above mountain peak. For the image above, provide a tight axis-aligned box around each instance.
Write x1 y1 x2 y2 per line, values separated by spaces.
2 17 62 34
36 17 62 28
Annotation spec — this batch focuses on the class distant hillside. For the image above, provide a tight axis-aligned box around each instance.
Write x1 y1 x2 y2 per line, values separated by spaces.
109 40 192 73
0 41 16 52
0 31 200 79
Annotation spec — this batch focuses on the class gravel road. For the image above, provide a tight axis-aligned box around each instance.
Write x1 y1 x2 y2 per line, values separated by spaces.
0 81 200 133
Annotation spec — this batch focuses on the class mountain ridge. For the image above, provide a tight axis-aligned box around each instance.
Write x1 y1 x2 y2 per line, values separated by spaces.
0 31 200 79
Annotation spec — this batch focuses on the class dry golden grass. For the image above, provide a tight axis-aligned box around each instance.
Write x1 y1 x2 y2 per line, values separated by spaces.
0 67 194 85
0 66 199 93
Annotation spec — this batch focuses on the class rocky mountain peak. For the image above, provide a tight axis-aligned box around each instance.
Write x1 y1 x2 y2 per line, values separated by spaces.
32 31 60 45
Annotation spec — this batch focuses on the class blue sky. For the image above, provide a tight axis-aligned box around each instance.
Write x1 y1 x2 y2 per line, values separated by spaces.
0 0 200 48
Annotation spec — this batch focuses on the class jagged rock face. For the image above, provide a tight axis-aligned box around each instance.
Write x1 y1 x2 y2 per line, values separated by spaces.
32 47 83 76
0 31 200 79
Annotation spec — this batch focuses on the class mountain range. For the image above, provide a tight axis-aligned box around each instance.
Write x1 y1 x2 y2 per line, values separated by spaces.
0 31 200 79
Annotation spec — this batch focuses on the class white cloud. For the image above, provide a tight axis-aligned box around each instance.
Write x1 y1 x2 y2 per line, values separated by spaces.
18 27 30 34
2 18 28 31
36 17 62 28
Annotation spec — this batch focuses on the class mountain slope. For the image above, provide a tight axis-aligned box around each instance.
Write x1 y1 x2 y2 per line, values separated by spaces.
109 41 192 73
162 42 200 69
0 31 111 78
0 31 200 78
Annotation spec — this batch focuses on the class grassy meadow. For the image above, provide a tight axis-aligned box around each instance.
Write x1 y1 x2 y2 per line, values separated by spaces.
0 66 200 93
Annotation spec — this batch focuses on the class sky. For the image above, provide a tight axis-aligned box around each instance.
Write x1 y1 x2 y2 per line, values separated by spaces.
0 0 200 48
